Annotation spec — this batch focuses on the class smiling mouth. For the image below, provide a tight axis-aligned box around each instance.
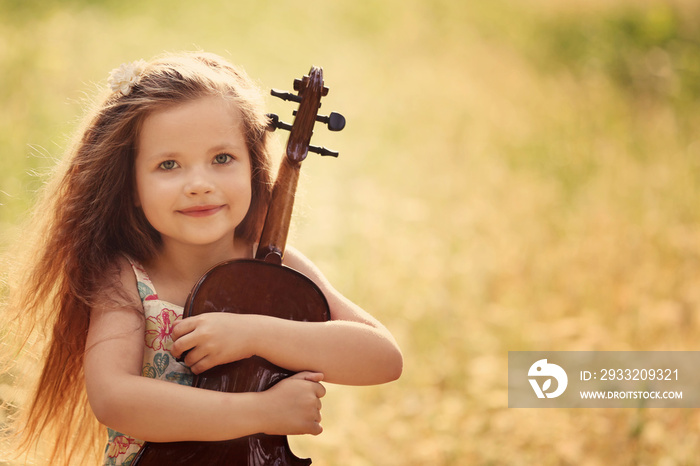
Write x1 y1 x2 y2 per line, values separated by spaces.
177 205 224 217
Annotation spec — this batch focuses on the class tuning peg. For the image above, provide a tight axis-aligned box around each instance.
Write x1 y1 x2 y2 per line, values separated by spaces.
292 110 346 132
319 112 345 132
308 145 339 157
266 113 292 132
271 89 301 103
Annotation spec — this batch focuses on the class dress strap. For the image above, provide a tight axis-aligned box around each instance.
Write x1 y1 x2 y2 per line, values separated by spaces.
124 256 159 303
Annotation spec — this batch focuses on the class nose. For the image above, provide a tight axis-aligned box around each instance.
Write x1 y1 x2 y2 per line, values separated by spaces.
184 169 214 196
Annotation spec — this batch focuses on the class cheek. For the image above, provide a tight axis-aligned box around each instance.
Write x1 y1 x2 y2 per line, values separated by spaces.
234 179 253 214
234 163 253 207
134 178 166 223
139 187 166 212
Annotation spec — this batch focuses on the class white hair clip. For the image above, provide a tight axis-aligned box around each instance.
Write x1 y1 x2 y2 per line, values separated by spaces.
107 59 148 96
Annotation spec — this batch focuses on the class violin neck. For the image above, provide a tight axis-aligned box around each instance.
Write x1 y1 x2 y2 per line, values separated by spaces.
255 156 301 264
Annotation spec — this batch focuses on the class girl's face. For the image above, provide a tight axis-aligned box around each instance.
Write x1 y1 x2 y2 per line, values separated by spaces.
134 96 252 252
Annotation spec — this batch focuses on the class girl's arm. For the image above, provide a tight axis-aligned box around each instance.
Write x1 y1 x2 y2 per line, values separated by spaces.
172 247 403 385
84 258 325 442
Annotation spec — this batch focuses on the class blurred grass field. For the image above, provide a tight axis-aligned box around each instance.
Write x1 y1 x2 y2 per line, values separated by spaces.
2 0 700 464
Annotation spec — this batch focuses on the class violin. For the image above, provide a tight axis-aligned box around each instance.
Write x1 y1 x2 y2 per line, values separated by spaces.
132 67 345 465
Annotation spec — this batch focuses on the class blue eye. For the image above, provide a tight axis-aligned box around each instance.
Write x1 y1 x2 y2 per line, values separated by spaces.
159 160 178 170
214 153 233 164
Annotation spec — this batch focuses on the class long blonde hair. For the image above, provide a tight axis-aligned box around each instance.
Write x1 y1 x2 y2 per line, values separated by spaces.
1 51 274 464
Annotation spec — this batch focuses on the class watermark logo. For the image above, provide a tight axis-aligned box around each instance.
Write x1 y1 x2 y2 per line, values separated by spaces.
510 351 695 408
528 359 568 398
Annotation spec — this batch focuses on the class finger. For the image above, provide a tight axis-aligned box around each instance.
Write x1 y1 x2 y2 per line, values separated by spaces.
188 354 215 375
291 371 324 383
171 318 196 340
181 342 206 368
315 382 326 399
171 331 196 359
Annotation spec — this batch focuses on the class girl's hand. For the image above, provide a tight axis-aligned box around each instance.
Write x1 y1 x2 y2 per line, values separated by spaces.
262 372 326 436
171 313 258 374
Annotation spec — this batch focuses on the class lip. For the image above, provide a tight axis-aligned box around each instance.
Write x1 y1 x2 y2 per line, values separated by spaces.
177 205 225 217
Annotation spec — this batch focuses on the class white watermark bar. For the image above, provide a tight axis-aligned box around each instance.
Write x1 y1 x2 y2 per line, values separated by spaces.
508 351 700 408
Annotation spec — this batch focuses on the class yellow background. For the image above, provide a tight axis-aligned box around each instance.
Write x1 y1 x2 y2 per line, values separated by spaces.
2 1 700 464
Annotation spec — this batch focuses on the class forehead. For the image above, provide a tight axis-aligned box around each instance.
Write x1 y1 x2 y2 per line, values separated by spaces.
138 96 247 156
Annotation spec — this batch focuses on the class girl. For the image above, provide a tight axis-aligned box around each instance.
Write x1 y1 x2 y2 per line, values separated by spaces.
2 52 402 465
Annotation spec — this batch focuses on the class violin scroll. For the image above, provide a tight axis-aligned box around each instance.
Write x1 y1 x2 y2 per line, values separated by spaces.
267 67 345 158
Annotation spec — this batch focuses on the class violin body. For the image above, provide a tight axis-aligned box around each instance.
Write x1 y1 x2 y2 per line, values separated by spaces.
133 66 343 466
132 260 330 466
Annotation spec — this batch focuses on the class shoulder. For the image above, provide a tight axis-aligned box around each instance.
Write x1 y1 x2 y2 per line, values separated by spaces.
93 255 141 314
282 246 331 289
281 246 380 325
113 255 140 294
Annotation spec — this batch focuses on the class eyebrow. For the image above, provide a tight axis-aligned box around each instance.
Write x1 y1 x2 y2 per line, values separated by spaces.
208 142 246 154
141 142 247 161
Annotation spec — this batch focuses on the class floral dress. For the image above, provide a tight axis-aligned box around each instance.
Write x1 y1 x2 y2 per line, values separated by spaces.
102 259 194 466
